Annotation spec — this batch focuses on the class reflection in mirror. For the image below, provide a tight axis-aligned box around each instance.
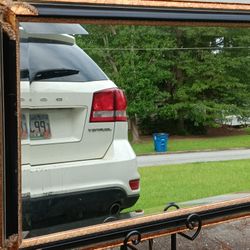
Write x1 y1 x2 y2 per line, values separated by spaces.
20 22 250 238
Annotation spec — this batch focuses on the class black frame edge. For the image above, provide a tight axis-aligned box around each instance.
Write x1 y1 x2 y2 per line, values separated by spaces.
28 3 250 23
21 201 250 250
3 32 19 238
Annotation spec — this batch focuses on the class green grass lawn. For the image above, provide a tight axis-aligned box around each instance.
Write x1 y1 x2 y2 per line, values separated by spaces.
128 159 250 214
131 134 250 155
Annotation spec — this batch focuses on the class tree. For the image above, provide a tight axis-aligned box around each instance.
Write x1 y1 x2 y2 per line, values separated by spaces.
76 25 250 139
77 25 172 141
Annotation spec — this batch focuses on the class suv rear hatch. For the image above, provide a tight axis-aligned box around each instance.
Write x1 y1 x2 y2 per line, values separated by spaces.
21 32 117 165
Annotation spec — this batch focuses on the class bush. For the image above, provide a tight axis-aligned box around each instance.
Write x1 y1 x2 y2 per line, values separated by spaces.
138 116 207 136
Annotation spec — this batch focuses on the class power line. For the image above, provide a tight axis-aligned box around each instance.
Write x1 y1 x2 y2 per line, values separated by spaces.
81 46 250 51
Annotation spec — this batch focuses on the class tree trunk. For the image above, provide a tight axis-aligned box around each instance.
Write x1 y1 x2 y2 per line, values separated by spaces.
178 117 185 134
130 116 140 143
103 35 119 74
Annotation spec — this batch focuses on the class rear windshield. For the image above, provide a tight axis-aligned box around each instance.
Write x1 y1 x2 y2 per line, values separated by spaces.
20 39 108 82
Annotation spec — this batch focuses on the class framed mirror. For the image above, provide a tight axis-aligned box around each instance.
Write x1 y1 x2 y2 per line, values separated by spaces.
1 1 250 249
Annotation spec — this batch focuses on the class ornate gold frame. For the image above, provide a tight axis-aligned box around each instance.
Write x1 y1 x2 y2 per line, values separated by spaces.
0 1 250 249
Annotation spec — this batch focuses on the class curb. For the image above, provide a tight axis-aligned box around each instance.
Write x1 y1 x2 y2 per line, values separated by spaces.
136 147 250 156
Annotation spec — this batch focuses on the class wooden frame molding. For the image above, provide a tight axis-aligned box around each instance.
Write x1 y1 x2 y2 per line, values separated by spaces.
0 1 249 249
24 0 250 11
0 1 37 249
20 197 250 249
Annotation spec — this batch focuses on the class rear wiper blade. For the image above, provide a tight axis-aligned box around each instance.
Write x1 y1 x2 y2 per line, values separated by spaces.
31 68 79 82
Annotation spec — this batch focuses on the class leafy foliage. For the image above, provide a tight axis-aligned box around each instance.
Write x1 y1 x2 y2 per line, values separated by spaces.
76 25 250 135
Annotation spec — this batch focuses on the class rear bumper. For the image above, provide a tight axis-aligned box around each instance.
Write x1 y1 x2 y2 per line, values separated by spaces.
22 136 140 230
23 139 140 198
23 187 139 230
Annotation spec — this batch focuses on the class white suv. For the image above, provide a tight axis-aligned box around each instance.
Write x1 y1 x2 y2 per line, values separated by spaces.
20 26 140 229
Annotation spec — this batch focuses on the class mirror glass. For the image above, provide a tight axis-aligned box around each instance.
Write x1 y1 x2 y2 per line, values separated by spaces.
20 22 250 238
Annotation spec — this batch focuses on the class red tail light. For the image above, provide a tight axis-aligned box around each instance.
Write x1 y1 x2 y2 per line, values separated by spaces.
129 179 140 190
90 88 127 122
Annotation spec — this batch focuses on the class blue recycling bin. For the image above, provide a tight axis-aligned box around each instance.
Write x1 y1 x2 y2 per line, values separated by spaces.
153 133 168 152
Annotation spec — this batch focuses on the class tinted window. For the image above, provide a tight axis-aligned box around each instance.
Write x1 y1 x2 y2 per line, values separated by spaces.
20 40 108 82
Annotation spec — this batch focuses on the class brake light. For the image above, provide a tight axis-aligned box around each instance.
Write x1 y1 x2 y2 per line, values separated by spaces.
129 179 140 190
90 88 127 122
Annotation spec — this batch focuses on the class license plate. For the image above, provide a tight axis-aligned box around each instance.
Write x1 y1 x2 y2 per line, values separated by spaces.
30 114 51 139
21 114 28 140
